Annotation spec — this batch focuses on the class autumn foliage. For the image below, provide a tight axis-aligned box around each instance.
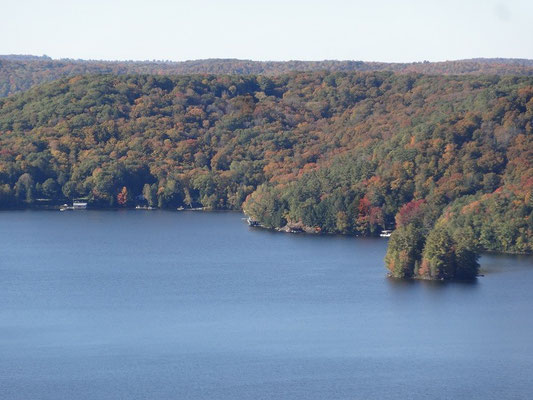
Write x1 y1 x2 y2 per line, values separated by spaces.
0 70 531 257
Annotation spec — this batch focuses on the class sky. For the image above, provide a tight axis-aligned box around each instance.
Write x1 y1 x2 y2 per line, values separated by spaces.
2 0 532 62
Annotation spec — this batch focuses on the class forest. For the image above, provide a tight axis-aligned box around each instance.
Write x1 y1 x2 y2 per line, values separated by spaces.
1 55 533 97
0 70 531 279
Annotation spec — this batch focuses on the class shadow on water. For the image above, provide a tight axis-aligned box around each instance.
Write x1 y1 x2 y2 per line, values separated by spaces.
386 275 479 292
246 225 387 249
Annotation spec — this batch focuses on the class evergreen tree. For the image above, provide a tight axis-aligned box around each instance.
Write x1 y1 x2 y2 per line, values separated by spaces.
385 224 425 278
419 224 456 279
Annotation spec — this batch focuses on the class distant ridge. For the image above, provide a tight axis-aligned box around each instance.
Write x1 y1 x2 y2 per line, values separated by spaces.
1 54 532 66
1 55 533 97
461 57 533 66
0 54 52 61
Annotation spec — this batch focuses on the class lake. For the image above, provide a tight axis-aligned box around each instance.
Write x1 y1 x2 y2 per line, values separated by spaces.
1 210 532 399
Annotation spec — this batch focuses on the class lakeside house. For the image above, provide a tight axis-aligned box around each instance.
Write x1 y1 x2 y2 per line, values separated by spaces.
73 201 88 209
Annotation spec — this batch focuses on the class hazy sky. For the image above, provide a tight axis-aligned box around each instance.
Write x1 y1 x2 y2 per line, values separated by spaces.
2 0 532 62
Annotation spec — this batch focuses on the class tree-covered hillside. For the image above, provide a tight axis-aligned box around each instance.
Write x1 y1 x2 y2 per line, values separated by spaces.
0 72 531 264
1 56 533 97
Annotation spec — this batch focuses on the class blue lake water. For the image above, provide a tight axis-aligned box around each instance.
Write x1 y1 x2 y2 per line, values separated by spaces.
1 210 532 399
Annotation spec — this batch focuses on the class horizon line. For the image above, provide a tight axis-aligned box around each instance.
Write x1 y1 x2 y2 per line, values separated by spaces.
2 54 533 64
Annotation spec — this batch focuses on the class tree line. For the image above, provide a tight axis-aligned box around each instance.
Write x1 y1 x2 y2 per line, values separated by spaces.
1 56 533 97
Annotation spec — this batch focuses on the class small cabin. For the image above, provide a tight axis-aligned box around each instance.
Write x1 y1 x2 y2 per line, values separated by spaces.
73 201 87 209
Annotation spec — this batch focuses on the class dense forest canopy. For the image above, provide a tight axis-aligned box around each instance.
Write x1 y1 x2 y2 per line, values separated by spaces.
1 55 533 97
0 71 531 276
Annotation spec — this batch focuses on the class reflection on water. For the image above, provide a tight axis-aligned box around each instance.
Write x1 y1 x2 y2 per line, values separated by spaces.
480 253 533 275
0 210 532 400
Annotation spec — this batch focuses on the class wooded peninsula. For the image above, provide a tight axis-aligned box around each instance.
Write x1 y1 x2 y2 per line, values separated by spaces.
0 57 531 280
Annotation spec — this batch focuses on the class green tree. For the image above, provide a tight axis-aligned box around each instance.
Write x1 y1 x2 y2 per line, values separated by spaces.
15 173 35 203
419 224 456 279
142 183 157 207
454 243 480 280
62 181 78 200
419 223 479 280
42 178 60 199
385 224 425 278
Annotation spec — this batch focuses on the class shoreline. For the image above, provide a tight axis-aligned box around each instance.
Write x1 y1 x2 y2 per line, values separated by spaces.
1 206 531 256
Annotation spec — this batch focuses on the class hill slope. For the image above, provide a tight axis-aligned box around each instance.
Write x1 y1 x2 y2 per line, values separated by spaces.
0 72 531 256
